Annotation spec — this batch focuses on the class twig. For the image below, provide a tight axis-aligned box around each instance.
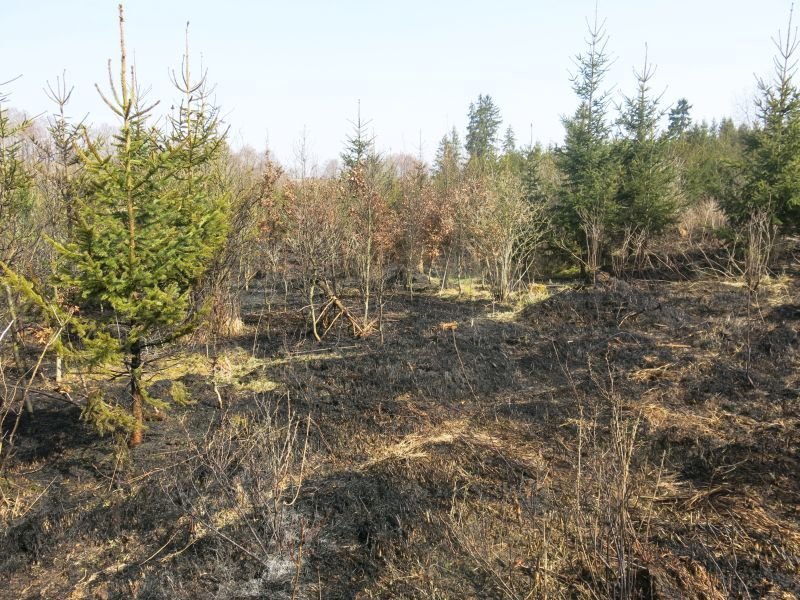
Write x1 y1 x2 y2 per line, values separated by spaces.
285 414 310 507
138 527 180 566
288 345 356 356
15 475 57 520
451 328 479 402
290 520 305 600
0 319 13 344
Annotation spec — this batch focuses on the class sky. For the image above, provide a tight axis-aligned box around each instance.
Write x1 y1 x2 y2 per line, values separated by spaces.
0 1 795 169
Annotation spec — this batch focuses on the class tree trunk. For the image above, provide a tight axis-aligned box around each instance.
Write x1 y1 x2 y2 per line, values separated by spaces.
129 345 143 447
4 283 32 415
211 284 244 337
441 249 451 291
4 284 25 371
457 252 463 295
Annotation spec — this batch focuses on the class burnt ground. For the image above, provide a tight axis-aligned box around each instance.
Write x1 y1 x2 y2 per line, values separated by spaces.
1 270 798 599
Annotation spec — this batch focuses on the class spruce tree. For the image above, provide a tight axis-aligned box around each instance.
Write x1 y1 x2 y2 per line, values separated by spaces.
168 27 233 336
54 7 226 446
340 103 387 327
500 126 526 174
39 74 83 238
433 127 463 189
667 98 692 138
556 14 618 280
616 50 678 238
31 75 83 384
0 82 35 386
521 144 547 206
466 94 502 165
0 83 34 266
502 126 517 154
730 10 800 232
340 102 374 173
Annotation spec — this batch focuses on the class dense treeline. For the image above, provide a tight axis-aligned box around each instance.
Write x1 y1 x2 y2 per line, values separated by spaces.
1 6 798 446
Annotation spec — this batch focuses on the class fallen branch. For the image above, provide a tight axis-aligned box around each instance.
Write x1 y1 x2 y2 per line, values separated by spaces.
313 279 374 339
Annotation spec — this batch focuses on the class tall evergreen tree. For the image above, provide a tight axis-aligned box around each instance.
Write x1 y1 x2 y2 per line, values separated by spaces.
502 126 517 154
556 14 618 279
500 126 526 174
667 98 692 138
616 50 678 237
0 82 36 390
340 103 388 326
168 27 236 336
521 144 547 205
729 10 800 232
0 83 34 266
29 75 84 385
433 126 463 190
32 74 83 246
465 94 502 164
341 101 374 173
51 7 226 446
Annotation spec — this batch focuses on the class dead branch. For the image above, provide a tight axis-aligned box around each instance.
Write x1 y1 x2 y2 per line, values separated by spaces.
313 279 374 339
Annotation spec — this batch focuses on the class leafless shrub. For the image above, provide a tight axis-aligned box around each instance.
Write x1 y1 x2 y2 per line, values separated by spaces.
162 393 312 593
612 226 651 277
200 152 281 339
470 170 549 300
578 207 606 285
678 198 727 244
283 173 347 339
572 372 642 597
392 160 440 295
285 178 343 295
341 162 394 330
440 180 476 294
744 208 776 294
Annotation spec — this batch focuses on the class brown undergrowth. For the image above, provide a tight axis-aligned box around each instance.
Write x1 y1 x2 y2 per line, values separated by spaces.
1 268 798 598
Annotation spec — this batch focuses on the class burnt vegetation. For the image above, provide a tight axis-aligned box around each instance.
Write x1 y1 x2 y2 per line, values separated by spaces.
1 5 799 600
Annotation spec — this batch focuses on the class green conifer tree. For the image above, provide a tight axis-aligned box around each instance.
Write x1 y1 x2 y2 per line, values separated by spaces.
730 10 800 232
500 126 526 174
556 13 618 280
667 98 692 138
466 94 502 165
340 103 387 327
0 82 36 388
502 126 517 154
54 6 226 446
0 83 34 266
521 144 547 206
168 25 233 336
433 127 463 189
616 49 678 238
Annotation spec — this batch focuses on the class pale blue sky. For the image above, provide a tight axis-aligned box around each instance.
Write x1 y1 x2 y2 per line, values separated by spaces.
1 1 794 168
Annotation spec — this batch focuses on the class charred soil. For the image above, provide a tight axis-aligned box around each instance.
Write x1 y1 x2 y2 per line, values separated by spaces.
1 272 799 599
